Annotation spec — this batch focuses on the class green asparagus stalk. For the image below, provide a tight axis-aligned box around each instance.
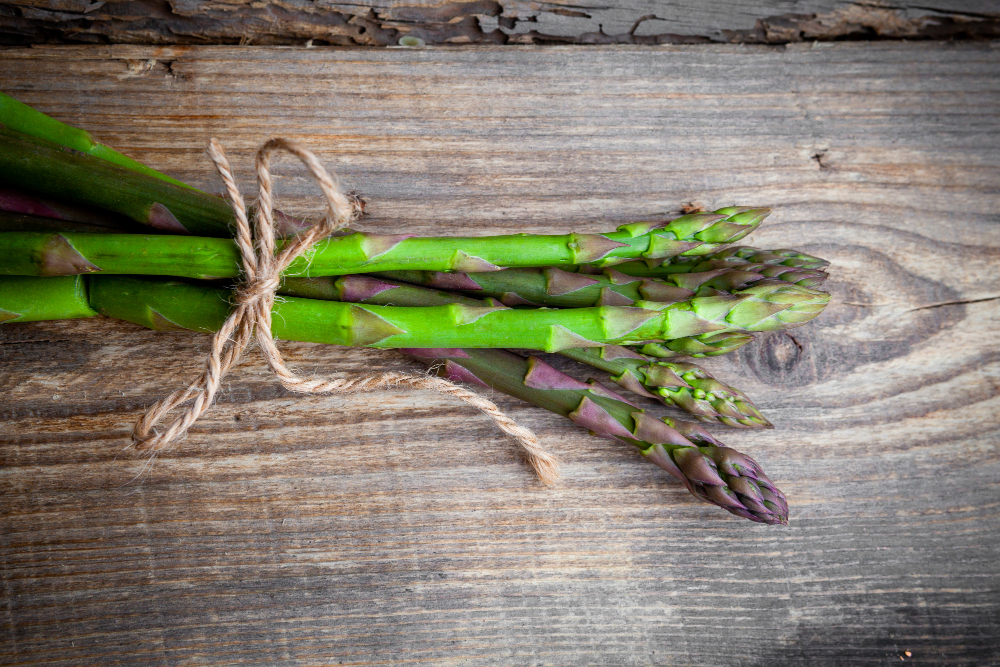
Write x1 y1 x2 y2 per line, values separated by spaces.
0 275 97 323
616 260 828 288
672 246 829 269
0 128 238 236
0 95 777 267
0 187 142 231
0 206 771 279
0 209 134 234
377 262 827 308
285 275 758 361
406 347 788 524
2 272 826 349
283 275 770 427
0 92 191 189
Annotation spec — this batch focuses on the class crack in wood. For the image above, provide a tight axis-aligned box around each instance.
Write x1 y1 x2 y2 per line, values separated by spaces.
907 295 1000 312
0 1 996 45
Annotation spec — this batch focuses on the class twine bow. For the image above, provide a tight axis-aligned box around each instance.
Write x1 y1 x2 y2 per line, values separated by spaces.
132 138 559 485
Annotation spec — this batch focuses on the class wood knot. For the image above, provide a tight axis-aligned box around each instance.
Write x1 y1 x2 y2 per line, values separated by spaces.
761 332 804 373
740 330 818 388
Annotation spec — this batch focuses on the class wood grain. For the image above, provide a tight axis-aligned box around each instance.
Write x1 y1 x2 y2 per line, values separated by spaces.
1 42 999 665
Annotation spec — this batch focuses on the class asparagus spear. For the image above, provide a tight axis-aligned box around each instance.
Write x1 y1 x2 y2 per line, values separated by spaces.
0 187 142 231
2 272 827 349
0 209 134 234
0 92 191 189
0 275 97 323
673 246 830 269
0 128 236 236
407 347 788 524
1 272 768 431
558 346 771 428
0 95 780 269
283 276 767 360
605 246 831 279
283 275 770 427
377 262 827 308
0 206 770 279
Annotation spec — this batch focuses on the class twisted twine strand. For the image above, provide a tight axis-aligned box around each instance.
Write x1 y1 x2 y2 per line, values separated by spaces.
132 137 560 486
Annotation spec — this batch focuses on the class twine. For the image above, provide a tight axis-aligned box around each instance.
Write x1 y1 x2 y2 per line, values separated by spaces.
132 138 560 486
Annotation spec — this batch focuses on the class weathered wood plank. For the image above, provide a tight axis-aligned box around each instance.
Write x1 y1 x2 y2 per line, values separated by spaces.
1 0 998 46
1 42 999 665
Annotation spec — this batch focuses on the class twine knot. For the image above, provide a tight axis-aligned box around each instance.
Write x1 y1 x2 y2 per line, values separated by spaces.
234 276 281 305
132 138 559 486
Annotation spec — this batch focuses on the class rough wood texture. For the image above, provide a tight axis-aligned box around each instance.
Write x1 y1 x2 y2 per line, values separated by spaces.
1 0 998 46
1 42 999 665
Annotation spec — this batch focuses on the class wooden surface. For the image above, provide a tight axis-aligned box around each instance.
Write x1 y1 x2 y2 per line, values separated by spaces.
2 0 999 46
1 42 999 665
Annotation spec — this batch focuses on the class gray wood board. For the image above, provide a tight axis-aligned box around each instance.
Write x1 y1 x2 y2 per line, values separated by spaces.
1 0 998 46
1 42 999 665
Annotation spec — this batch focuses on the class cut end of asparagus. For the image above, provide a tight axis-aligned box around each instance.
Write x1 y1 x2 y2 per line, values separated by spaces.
543 325 605 352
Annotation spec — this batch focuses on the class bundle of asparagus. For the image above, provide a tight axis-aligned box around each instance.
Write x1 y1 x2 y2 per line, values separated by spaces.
0 93 832 525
